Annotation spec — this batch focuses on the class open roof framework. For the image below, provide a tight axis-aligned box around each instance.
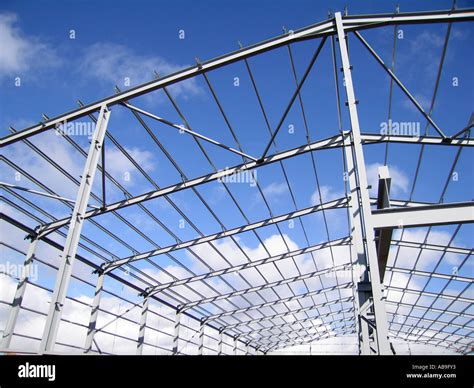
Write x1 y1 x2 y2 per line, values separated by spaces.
0 7 473 355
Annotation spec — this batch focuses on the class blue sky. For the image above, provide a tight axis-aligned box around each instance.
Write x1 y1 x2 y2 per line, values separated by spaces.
1 0 473 354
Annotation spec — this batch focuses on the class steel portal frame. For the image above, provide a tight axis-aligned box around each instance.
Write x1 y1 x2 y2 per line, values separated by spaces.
1 7 473 355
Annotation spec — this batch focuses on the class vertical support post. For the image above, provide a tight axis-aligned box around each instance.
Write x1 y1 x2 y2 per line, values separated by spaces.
172 309 181 355
136 296 149 355
217 328 224 355
375 166 393 282
245 341 250 355
359 314 371 355
335 12 391 355
84 271 105 353
233 336 238 355
1 236 38 348
39 105 110 353
198 320 205 355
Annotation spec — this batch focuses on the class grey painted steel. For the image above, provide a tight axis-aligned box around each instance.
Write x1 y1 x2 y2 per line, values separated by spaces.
375 166 393 282
336 12 391 354
137 297 149 355
371 201 474 229
1 237 38 348
39 105 110 353
84 272 105 353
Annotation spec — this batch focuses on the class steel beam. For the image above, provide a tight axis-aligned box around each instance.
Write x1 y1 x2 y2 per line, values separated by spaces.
145 237 350 296
223 296 353 330
204 281 353 321
361 133 474 147
198 321 205 355
265 326 356 353
84 271 105 353
336 12 391 354
39 105 110 353
104 197 348 272
172 310 181 355
371 201 474 229
1 236 38 348
217 329 224 355
236 307 354 338
2 10 472 147
37 134 345 237
375 166 393 282
391 239 472 256
180 269 352 311
34 132 471 239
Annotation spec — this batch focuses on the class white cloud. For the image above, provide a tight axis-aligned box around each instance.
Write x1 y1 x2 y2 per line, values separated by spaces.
262 182 287 197
366 163 409 197
79 42 202 100
310 185 343 206
105 145 156 186
0 13 61 79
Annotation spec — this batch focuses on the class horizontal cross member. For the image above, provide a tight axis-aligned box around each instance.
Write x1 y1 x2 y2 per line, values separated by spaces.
104 197 349 272
180 269 353 311
236 307 355 338
144 237 351 296
203 281 354 320
37 133 345 237
371 201 474 229
223 296 354 330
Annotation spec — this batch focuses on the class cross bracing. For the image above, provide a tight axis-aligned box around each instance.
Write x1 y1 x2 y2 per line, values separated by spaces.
0 6 473 356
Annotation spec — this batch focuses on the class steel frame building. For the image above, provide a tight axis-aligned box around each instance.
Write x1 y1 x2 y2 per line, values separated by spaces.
1 7 473 355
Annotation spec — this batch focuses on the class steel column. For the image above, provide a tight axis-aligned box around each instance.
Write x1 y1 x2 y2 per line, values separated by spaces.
233 336 238 355
172 310 181 355
1 236 38 348
335 12 391 354
39 105 110 353
84 271 105 353
136 296 149 355
217 329 224 355
198 320 205 355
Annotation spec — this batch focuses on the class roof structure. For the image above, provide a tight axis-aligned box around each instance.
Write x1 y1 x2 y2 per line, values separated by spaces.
0 6 473 355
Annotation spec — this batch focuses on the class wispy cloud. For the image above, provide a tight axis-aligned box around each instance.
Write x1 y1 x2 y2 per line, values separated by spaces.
0 13 61 80
79 42 203 100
